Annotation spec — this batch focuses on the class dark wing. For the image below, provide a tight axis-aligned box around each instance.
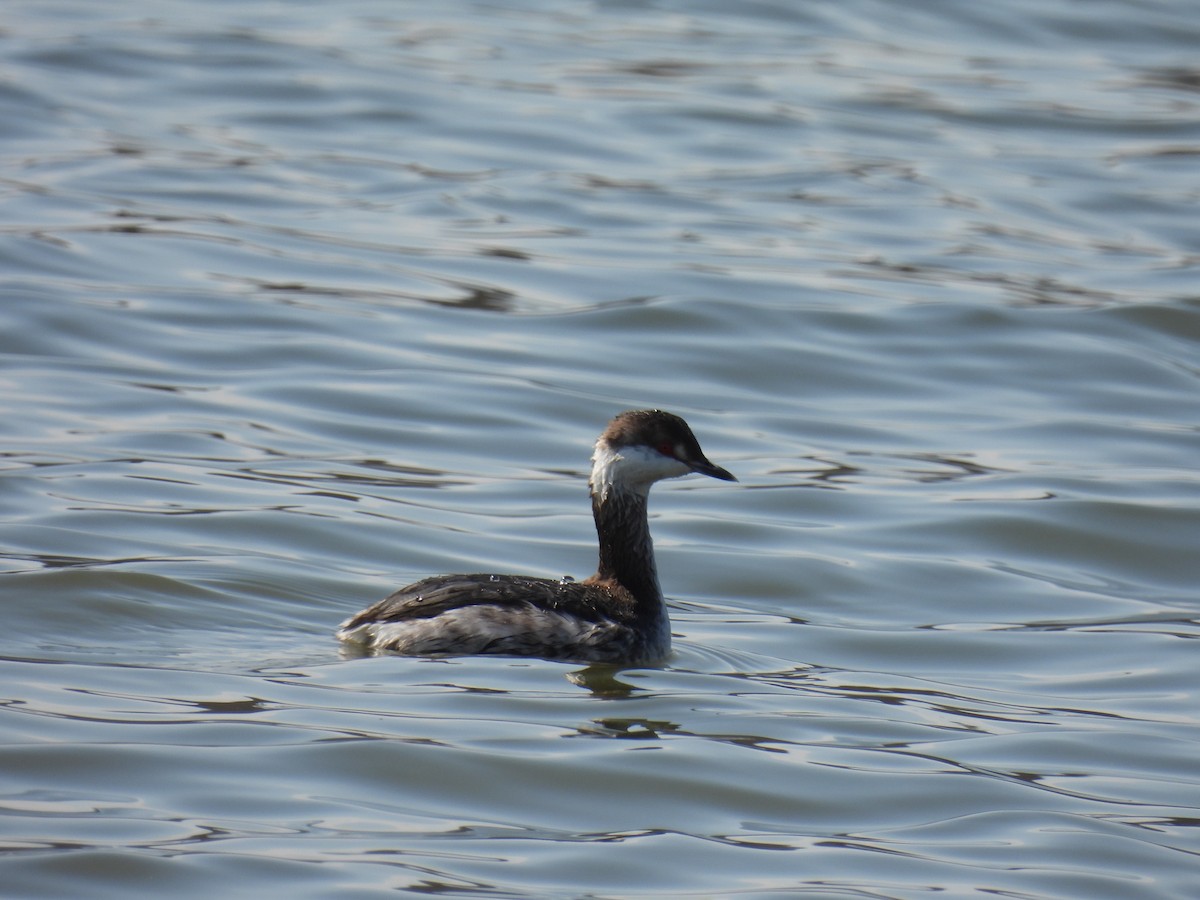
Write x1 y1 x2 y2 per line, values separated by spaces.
340 573 634 630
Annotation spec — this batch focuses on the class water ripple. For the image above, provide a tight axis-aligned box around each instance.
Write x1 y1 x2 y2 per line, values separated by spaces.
3 0 1200 897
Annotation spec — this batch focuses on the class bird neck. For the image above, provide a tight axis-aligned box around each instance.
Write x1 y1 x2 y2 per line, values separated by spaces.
591 484 662 610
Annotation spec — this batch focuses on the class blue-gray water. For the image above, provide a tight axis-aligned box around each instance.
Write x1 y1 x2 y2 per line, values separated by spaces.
2 1 1198 897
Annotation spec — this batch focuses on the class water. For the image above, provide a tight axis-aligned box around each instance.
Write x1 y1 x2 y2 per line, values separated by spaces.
2 1 1198 897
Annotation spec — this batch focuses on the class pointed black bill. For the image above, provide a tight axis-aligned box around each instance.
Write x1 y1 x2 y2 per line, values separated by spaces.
689 457 737 482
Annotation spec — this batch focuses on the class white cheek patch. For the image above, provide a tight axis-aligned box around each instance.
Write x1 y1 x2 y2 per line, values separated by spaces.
590 443 691 499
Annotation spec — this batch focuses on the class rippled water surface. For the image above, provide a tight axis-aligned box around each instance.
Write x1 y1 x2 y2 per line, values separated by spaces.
2 1 1199 897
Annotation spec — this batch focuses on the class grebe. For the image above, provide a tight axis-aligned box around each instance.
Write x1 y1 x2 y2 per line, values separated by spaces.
337 409 736 664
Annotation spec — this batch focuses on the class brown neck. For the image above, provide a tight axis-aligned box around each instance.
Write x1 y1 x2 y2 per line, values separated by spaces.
591 487 661 610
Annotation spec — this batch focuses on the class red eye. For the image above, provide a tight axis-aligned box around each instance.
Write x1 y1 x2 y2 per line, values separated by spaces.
657 442 676 459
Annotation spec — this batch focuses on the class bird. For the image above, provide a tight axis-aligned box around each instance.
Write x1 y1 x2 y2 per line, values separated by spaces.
336 409 736 664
